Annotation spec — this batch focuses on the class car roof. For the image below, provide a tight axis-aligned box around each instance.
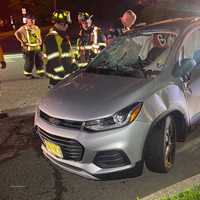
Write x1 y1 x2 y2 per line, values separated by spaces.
132 17 200 34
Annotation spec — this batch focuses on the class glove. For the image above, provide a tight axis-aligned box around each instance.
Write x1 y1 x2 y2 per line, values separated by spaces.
1 61 6 69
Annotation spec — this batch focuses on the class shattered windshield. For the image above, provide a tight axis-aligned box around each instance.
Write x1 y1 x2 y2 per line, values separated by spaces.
86 31 177 78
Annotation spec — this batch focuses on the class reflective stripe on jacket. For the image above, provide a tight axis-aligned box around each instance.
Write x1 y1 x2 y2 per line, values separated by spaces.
15 25 42 51
43 28 76 80
77 25 106 66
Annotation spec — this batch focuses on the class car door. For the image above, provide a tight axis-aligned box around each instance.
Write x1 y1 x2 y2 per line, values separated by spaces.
177 27 200 124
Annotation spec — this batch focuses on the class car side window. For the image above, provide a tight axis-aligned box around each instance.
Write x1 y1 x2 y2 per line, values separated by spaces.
178 29 200 66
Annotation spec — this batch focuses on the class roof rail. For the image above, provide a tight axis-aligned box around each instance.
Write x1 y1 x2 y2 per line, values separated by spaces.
148 17 200 26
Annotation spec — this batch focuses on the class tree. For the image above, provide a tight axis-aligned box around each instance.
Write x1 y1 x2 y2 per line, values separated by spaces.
23 0 54 23
8 0 25 27
8 0 23 11
8 0 54 25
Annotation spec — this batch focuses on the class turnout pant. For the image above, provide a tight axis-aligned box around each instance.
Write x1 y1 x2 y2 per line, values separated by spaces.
23 50 44 76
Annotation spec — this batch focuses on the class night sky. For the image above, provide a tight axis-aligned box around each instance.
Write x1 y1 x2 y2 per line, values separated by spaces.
1 0 9 18
0 0 143 19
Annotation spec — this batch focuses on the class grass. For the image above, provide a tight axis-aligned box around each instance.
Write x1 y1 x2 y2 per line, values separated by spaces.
161 185 200 200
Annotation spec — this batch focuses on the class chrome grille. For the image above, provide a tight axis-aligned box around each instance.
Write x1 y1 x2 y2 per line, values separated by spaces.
40 110 82 129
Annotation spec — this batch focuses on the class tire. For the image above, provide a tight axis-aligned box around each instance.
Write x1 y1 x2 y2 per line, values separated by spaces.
145 115 176 173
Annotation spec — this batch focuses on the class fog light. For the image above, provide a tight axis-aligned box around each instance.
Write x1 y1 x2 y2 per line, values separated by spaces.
94 150 130 169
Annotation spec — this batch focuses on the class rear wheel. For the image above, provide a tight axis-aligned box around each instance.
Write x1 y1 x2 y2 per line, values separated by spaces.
145 115 176 173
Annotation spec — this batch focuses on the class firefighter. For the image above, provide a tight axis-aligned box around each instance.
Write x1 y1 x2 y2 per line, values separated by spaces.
43 10 77 87
14 14 44 79
77 12 106 68
0 46 6 69
107 10 137 44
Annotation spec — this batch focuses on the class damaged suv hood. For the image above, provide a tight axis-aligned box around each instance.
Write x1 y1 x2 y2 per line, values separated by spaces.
39 72 150 121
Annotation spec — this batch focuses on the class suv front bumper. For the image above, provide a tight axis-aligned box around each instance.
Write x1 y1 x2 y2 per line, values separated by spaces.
34 111 151 180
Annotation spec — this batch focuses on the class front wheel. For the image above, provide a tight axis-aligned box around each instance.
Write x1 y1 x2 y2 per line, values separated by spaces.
145 115 176 173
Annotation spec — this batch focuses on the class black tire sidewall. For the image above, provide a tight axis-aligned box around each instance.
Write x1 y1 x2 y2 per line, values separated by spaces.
145 115 176 173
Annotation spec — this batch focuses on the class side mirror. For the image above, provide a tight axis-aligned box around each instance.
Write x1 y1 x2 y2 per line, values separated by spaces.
174 58 196 78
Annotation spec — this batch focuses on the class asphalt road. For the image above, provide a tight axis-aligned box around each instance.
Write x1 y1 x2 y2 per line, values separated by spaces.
2 54 29 81
2 53 47 81
0 54 49 112
1 114 200 200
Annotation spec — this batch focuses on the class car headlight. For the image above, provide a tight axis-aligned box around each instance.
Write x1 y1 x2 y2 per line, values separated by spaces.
84 103 143 132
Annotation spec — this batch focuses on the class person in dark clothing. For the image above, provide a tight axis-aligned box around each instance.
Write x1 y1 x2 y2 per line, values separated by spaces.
77 12 106 68
43 9 76 88
0 46 6 69
107 10 137 44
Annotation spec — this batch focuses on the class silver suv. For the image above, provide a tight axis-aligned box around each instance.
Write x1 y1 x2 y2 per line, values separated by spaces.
34 17 200 180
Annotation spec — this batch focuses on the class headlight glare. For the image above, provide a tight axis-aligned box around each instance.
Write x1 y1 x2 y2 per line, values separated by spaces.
84 103 142 132
113 112 128 125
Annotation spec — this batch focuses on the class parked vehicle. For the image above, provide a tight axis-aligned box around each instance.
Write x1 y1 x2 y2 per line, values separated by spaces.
34 17 200 180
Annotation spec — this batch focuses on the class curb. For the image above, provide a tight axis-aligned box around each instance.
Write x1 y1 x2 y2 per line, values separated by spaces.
0 105 36 119
142 173 200 200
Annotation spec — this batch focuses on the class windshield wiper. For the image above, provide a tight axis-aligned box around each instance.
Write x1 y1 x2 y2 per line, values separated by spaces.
86 66 117 75
122 63 146 78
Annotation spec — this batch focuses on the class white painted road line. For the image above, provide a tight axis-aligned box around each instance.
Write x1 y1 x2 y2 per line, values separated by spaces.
4 53 23 63
5 54 23 59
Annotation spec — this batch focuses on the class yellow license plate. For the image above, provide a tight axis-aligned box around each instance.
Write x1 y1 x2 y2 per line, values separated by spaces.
44 140 63 158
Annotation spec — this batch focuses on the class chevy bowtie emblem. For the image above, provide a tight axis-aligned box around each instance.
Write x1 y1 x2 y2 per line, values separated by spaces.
49 117 60 125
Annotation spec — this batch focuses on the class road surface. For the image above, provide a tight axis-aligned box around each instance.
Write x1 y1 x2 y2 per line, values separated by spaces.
1 114 200 200
0 54 48 112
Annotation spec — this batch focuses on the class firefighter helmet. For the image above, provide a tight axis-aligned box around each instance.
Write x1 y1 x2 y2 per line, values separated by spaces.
52 10 72 24
78 12 93 23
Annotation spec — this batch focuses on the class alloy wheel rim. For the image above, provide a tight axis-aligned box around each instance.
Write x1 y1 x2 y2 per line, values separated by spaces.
164 117 175 169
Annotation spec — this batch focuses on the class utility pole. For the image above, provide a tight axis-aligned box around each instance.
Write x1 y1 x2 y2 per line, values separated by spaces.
22 8 27 24
10 16 16 30
54 0 57 11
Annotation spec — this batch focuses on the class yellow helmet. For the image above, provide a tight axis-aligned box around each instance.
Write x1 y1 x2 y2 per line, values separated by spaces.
52 9 72 24
78 12 93 23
